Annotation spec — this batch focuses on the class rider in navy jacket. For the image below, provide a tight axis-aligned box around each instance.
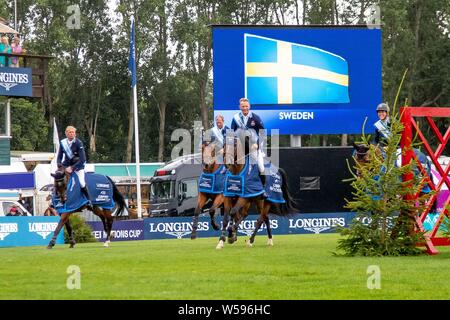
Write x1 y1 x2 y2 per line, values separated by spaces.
230 98 266 183
57 137 86 170
210 114 229 146
56 126 93 209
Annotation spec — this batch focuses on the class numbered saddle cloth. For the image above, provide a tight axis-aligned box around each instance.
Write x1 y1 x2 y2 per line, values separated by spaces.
198 165 227 194
263 163 285 203
53 173 115 214
224 157 264 198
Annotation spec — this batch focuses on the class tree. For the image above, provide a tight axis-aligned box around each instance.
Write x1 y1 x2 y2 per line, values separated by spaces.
336 75 433 256
10 99 49 151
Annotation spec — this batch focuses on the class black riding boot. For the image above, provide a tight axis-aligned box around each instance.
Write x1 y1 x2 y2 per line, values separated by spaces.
81 186 93 210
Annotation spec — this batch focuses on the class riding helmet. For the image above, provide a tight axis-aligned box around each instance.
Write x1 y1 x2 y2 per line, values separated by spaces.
376 102 389 113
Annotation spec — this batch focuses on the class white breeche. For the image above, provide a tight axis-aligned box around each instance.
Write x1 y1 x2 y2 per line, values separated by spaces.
257 150 265 174
250 149 265 174
75 170 86 188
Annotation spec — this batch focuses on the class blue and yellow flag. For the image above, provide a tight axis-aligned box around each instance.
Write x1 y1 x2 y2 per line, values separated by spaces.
245 34 349 104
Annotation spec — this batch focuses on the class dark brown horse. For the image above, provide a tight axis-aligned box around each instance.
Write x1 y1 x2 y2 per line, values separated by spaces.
191 141 225 239
47 169 126 249
216 130 297 249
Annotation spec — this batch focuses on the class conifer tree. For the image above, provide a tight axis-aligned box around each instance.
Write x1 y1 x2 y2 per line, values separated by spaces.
336 73 433 256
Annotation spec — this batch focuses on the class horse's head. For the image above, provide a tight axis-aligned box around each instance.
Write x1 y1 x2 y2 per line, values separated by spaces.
51 168 68 203
202 141 221 173
224 129 251 174
353 142 371 164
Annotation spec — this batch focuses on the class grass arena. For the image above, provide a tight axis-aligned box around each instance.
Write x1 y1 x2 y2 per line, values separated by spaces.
1 233 450 300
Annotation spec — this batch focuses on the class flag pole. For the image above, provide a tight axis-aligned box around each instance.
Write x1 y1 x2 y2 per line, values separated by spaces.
133 78 142 219
130 17 142 219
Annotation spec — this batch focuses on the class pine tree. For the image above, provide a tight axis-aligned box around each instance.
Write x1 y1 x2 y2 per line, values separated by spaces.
336 73 433 256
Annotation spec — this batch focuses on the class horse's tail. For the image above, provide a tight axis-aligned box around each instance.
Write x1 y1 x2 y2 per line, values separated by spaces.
270 168 300 216
106 176 126 217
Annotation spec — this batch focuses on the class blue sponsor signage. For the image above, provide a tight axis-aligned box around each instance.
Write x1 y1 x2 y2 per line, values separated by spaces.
88 220 144 242
0 172 35 189
213 26 382 134
144 216 218 240
0 216 64 248
143 212 358 240
0 67 33 97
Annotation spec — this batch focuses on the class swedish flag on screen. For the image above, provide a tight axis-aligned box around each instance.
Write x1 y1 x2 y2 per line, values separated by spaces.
245 34 350 104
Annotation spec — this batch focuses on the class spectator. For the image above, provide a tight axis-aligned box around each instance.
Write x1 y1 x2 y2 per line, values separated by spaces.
0 35 11 67
18 193 32 215
10 36 22 67
44 194 58 216
6 205 20 216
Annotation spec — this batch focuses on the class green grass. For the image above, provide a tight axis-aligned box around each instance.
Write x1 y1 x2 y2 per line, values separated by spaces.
1 234 450 300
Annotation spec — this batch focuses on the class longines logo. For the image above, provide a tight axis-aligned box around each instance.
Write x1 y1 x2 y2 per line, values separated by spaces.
28 222 58 239
166 231 191 239
0 72 29 91
289 217 345 234
148 221 209 238
236 219 278 237
0 223 19 241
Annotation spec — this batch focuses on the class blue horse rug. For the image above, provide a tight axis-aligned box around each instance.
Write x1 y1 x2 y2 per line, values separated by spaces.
263 162 286 203
224 157 265 198
53 173 115 215
198 165 227 194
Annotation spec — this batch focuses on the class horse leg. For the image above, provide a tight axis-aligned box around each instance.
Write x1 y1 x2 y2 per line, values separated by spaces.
103 209 114 247
47 213 69 249
247 215 265 247
217 197 232 249
65 218 76 248
93 208 109 246
228 199 250 244
191 193 206 240
227 198 246 244
264 209 273 246
247 199 267 246
208 194 223 231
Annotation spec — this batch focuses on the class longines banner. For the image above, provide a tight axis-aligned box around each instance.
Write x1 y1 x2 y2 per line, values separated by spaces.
0 216 64 247
143 212 357 240
88 220 145 242
0 67 33 97
212 26 382 134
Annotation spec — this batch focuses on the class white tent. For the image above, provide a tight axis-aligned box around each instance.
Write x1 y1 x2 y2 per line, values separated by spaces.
0 161 27 173
33 163 52 191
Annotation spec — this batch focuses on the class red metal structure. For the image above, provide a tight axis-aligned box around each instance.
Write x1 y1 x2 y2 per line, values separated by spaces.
401 107 450 254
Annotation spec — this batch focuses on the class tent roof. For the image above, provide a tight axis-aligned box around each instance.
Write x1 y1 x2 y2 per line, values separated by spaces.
93 163 163 177
0 22 18 34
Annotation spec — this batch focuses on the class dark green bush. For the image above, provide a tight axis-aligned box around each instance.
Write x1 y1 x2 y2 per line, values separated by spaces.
64 213 97 243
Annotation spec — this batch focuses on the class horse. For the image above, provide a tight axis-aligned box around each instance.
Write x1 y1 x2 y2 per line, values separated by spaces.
190 141 225 239
352 142 433 187
216 129 298 249
352 142 434 235
47 168 126 249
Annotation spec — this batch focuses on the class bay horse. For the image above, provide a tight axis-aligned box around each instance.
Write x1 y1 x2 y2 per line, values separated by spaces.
191 141 225 239
216 129 297 249
47 168 126 249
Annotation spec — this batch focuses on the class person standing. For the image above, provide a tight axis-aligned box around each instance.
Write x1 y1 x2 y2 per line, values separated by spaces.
0 36 11 67
56 126 93 209
10 36 23 67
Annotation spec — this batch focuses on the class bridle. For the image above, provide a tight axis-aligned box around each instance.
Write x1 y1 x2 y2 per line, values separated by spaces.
52 170 68 203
